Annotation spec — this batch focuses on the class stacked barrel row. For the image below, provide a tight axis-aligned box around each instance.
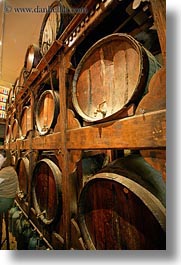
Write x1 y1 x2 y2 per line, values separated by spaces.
5 0 166 250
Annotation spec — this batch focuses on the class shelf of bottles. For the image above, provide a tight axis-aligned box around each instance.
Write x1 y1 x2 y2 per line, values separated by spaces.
0 86 9 119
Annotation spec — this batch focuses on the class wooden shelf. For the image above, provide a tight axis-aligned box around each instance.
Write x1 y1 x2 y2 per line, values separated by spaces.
5 109 166 151
67 110 166 150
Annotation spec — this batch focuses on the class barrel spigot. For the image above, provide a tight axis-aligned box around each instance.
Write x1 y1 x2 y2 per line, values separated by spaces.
94 100 107 118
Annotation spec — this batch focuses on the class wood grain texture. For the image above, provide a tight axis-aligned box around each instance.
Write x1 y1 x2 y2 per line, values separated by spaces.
11 119 20 141
32 159 62 225
140 149 166 181
35 90 60 135
78 174 166 250
136 67 166 114
16 157 29 200
67 110 166 149
150 0 166 66
20 106 32 138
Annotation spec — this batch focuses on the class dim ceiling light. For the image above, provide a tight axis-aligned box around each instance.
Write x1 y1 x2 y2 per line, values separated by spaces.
0 41 2 46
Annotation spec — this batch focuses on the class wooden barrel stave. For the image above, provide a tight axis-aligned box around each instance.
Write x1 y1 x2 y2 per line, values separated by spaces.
78 173 166 250
98 154 166 206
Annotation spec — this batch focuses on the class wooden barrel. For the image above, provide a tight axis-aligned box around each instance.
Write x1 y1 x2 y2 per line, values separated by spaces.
20 106 32 139
13 77 20 100
35 90 60 135
32 158 62 225
78 173 166 250
6 86 15 110
11 119 20 142
16 157 29 199
17 67 27 91
39 1 74 55
11 152 18 166
24 44 42 74
5 124 11 143
72 33 160 123
99 154 166 206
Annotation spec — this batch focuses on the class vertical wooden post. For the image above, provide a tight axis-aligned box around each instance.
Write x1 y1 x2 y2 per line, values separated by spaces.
58 53 70 249
150 0 166 66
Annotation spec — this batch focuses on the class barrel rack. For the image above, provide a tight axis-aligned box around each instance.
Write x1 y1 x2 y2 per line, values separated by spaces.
4 0 166 250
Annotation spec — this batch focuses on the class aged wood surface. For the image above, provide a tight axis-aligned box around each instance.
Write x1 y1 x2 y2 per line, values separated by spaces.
35 90 60 135
140 149 166 181
150 0 166 65
32 158 62 225
136 67 166 114
11 119 20 141
16 157 29 200
20 106 32 138
58 54 71 249
5 109 166 151
78 173 166 250
67 110 166 150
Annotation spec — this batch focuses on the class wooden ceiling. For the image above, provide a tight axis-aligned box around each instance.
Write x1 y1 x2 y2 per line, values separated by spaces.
0 0 54 88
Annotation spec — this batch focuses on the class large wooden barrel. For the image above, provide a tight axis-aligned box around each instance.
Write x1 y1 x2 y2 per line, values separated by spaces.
72 33 160 123
39 1 74 55
16 157 29 200
24 44 42 74
32 159 62 225
20 105 32 139
35 90 60 135
99 154 166 206
78 173 166 250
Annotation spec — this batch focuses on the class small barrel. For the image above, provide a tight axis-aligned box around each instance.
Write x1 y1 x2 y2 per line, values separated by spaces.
16 157 29 200
6 86 15 110
13 77 20 99
11 119 20 142
5 124 11 143
20 105 32 139
17 67 27 92
24 44 42 74
72 33 160 123
35 90 60 135
78 173 166 250
32 158 62 225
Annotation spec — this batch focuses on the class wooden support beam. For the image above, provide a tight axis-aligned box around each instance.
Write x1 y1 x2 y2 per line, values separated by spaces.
150 0 166 66
58 54 71 249
66 110 166 150
31 133 61 150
